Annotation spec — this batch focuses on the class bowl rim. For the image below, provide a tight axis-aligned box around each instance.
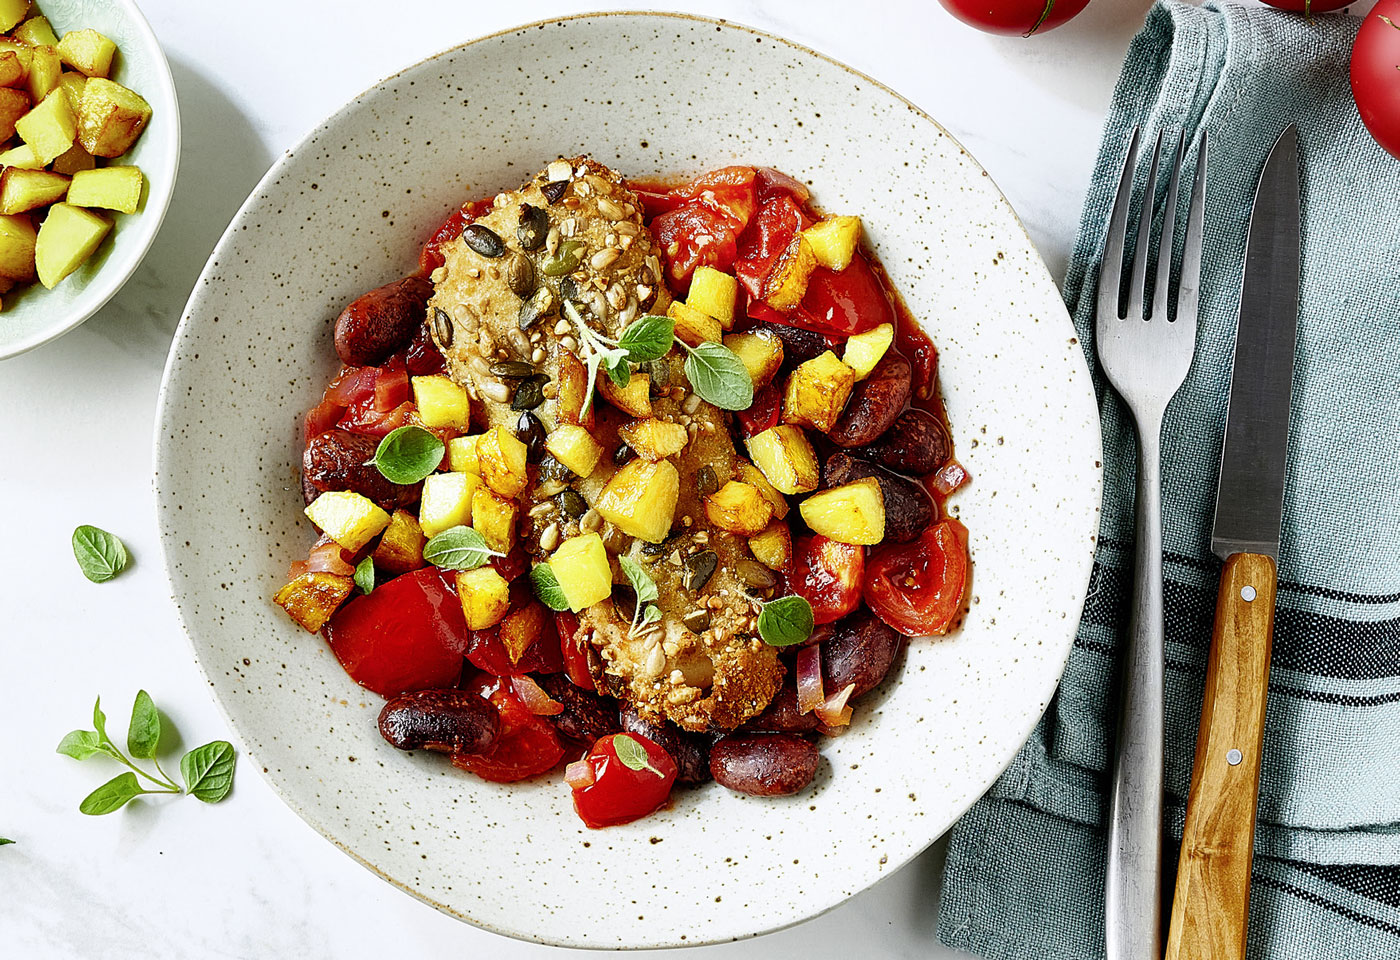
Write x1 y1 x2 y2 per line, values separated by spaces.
154 9 1102 947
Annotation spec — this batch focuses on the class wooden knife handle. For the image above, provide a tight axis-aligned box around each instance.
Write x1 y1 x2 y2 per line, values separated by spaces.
1164 552 1277 960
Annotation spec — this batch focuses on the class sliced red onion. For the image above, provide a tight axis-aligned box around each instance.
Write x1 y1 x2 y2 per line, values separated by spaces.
511 675 565 716
796 645 824 716
814 682 856 728
564 759 595 789
930 460 970 497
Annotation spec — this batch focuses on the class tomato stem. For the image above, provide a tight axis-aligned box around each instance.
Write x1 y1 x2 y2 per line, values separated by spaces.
1026 0 1056 37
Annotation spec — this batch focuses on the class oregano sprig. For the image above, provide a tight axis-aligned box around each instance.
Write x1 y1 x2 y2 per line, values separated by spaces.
617 555 661 639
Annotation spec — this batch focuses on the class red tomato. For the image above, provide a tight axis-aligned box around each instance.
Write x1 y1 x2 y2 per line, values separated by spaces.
556 611 597 691
452 674 565 782
325 568 467 696
1353 0 1400 160
466 607 564 676
736 384 782 440
863 519 969 636
303 397 345 443
418 199 492 274
791 535 865 625
491 543 530 582
372 354 410 411
650 166 758 292
792 252 895 338
897 313 940 400
337 398 415 438
570 733 678 828
938 0 1091 35
755 166 810 205
734 194 808 300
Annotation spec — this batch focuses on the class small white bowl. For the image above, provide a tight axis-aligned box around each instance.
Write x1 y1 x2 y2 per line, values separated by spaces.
0 0 179 359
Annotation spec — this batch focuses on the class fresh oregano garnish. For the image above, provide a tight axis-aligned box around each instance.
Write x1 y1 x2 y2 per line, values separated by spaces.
71 525 128 583
617 313 675 362
682 340 754 410
126 689 161 760
0 838 13 846
180 741 237 803
618 555 660 638
373 425 445 484
612 733 664 777
530 563 570 611
354 555 375 594
422 526 502 570
757 595 815 647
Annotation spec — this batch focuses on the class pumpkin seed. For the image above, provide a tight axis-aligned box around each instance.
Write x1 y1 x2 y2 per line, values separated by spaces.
516 203 549 250
681 608 712 633
646 359 670 390
559 276 582 302
540 240 584 277
430 307 453 348
461 223 505 258
735 559 777 590
695 465 719 497
515 411 546 462
557 489 588 517
612 444 632 466
490 360 536 379
505 252 535 296
518 285 557 329
683 551 718 593
510 374 548 411
542 179 569 204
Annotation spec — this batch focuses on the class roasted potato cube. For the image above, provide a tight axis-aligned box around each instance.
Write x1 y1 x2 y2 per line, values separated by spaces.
0 0 30 32
0 141 41 170
800 478 885 545
500 602 548 664
25 43 59 103
704 480 774 536
0 39 32 77
471 485 517 554
0 167 66 214
0 50 25 89
668 299 721 346
76 76 150 158
749 521 792 573
446 434 482 474
804 216 862 271
687 266 737 329
0 86 30 140
746 424 819 495
618 417 688 461
842 322 894 380
598 370 651 417
549 532 613 612
556 350 594 430
304 490 391 551
14 16 57 47
34 202 108 289
477 425 529 498
456 567 510 630
371 509 426 574
783 350 856 433
56 29 115 78
411 374 470 431
274 573 354 633
545 424 603 477
66 164 140 212
0 212 36 280
50 141 94 176
16 89 75 164
722 328 784 389
595 458 680 542
418 471 480 538
737 458 788 519
56 70 84 112
762 234 817 312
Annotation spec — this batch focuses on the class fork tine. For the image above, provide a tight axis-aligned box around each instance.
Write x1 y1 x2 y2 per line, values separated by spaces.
1098 126 1141 324
1126 130 1164 320
1150 132 1185 322
1175 132 1209 329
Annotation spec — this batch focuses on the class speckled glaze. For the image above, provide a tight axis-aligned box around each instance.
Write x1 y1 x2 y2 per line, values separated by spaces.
0 0 179 359
154 13 1101 949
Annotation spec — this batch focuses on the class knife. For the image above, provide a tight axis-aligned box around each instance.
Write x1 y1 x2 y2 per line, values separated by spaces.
1163 125 1300 960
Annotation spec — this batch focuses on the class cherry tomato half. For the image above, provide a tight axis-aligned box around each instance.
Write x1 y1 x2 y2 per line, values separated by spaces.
790 535 865 625
650 166 759 292
452 673 565 783
556 611 597 691
570 732 678 828
938 0 1091 36
1352 0 1400 161
863 519 969 637
736 384 782 440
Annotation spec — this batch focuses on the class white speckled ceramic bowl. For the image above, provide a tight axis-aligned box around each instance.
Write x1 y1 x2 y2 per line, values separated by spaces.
155 13 1100 949
0 0 179 359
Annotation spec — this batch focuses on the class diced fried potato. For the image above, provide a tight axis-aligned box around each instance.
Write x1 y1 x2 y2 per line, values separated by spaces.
737 458 788 519
304 490 391 551
476 425 529 498
762 234 817 312
419 471 480 538
746 424 819 495
76 76 150 158
56 70 84 112
668 299 721 346
722 328 784 389
14 16 56 47
0 212 36 280
0 50 25 89
704 480 774 536
0 39 32 77
804 216 862 271
0 86 30 140
56 28 115 78
0 141 41 170
545 424 603 477
842 322 894 379
556 350 594 430
618 417 688 461
15 89 74 164
0 0 30 32
749 521 792 572
549 532 613 612
34 202 108 289
274 573 353 633
598 370 650 417
0 166 66 214
411 374 470 431
471 486 517 554
456 567 510 630
782 350 856 433
595 458 679 542
66 164 140 212
799 478 885 545
50 141 94 176
446 434 482 474
25 43 58 103
687 266 737 329
371 509 426 574
500 602 548 664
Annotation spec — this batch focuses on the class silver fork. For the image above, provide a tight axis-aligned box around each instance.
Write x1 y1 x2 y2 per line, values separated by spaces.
1097 127 1207 960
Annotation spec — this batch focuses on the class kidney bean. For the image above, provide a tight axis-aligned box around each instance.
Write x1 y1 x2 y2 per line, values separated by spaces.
378 688 500 755
756 320 827 372
709 733 819 796
536 673 620 743
822 607 903 698
334 276 433 367
822 452 932 544
829 352 911 447
854 409 950 476
619 704 711 784
745 681 819 733
303 429 420 510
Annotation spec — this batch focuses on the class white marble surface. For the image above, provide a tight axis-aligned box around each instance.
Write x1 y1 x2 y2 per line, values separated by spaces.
0 0 1306 956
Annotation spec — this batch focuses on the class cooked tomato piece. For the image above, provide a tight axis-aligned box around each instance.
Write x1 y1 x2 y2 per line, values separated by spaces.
418 198 492 275
569 732 678 828
325 567 467 696
372 354 410 411
303 396 346 444
466 607 564 677
491 543 530 582
755 166 810 205
791 251 895 338
405 320 447 375
649 166 758 292
736 384 782 440
790 535 865 625
556 611 597 691
337 398 415 438
452 673 565 782
734 194 809 300
863 519 969 636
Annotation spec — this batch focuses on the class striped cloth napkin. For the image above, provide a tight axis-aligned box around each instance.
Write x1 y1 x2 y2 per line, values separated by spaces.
938 3 1400 957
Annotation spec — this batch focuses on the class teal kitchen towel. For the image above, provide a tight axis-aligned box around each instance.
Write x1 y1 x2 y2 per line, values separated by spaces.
938 3 1400 957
